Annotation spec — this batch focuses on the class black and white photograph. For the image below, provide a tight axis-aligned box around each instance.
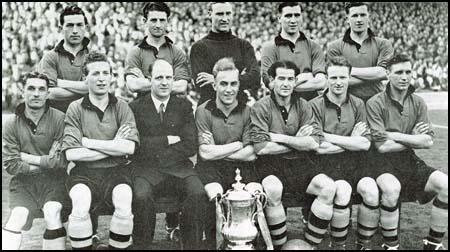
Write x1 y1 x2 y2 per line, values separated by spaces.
2 2 448 250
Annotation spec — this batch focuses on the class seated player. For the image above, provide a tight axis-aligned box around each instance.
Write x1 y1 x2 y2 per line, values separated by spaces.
366 53 448 250
62 52 139 250
2 72 68 250
249 60 322 249
309 56 371 249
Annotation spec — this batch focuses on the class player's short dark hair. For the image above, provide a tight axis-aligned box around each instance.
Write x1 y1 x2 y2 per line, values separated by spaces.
148 59 172 77
344 2 368 14
278 2 300 13
83 52 111 75
143 2 171 19
326 56 352 74
387 53 411 70
268 60 300 79
208 2 232 12
60 5 88 26
23 72 50 88
212 58 238 78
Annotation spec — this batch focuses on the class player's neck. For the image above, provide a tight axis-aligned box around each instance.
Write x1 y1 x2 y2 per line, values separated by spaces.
326 92 345 106
63 41 83 57
280 30 300 44
89 93 109 112
389 85 408 105
216 97 238 117
146 35 166 49
350 29 368 44
24 106 45 125
274 94 291 109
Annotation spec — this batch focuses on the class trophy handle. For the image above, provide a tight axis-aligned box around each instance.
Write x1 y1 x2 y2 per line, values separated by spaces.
216 196 225 250
255 197 274 250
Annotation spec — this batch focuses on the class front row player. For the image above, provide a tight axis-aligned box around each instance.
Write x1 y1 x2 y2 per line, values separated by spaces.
366 53 448 250
308 56 371 249
2 72 68 250
62 52 139 249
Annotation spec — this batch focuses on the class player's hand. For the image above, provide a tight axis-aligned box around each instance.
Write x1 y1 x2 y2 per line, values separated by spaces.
201 131 215 145
81 137 91 148
168 135 181 145
269 133 285 143
351 122 368 136
296 124 314 137
128 67 145 79
196 72 215 87
115 124 131 140
412 122 430 135
20 152 30 162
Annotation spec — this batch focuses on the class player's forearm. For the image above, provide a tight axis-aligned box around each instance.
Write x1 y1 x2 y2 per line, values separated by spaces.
387 132 433 149
125 77 152 93
348 77 366 86
57 79 88 94
48 87 79 100
83 138 135 156
172 80 188 94
199 142 242 161
316 141 346 155
273 134 319 151
65 148 109 162
3 158 32 175
294 74 327 92
225 145 257 162
351 66 387 81
254 142 292 155
20 153 42 166
376 140 408 153
324 133 371 151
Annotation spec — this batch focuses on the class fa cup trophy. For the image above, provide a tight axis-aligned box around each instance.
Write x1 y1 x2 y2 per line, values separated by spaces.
209 169 274 250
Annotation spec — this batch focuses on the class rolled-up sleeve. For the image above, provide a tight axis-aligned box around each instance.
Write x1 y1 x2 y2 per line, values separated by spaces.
2 118 31 175
299 99 323 144
62 103 83 153
311 42 326 76
195 106 212 146
366 98 387 146
260 41 277 87
173 47 191 82
376 39 394 69
117 102 140 145
36 51 58 87
124 47 142 79
39 114 67 170
415 97 434 138
249 102 271 144
353 98 372 140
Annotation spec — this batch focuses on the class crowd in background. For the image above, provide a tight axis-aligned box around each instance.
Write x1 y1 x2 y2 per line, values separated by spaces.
2 2 448 110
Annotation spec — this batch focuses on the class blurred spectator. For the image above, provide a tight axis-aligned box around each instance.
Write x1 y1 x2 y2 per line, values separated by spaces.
2 2 448 110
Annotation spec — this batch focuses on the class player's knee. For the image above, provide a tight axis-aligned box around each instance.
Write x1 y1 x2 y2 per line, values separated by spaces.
43 201 62 221
309 174 336 203
377 173 401 206
112 184 132 213
6 207 29 231
205 182 224 201
69 184 91 216
428 171 448 199
334 180 352 206
262 175 283 204
245 182 264 195
357 177 379 206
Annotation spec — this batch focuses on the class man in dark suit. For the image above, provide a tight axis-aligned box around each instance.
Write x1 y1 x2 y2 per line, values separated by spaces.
129 59 206 250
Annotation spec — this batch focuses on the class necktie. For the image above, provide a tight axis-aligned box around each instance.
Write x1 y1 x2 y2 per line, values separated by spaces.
159 103 165 123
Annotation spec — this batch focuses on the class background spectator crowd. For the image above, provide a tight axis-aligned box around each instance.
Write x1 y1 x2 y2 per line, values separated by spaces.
2 2 448 110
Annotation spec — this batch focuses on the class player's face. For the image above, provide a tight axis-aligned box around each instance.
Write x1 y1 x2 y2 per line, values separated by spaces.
214 70 240 106
210 3 233 33
85 61 112 96
24 78 48 110
273 67 296 98
327 65 350 96
145 11 168 38
279 5 301 35
347 5 369 34
150 61 174 100
61 14 86 46
388 61 413 92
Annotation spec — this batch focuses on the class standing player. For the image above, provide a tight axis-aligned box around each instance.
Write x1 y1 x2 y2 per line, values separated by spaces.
261 2 327 101
125 2 189 96
62 52 139 250
2 72 68 250
195 58 257 249
129 59 205 250
190 2 260 105
327 2 394 102
249 60 322 249
37 5 90 113
366 53 448 250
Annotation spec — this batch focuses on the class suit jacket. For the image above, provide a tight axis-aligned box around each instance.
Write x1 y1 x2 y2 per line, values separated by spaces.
129 93 198 185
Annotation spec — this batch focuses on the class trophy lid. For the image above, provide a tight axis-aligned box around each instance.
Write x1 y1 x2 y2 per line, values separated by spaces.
227 168 253 201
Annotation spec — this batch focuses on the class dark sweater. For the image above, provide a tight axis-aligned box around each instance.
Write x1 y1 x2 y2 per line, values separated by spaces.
190 31 260 104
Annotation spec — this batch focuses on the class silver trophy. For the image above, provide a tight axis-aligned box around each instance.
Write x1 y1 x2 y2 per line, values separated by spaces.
213 169 274 250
